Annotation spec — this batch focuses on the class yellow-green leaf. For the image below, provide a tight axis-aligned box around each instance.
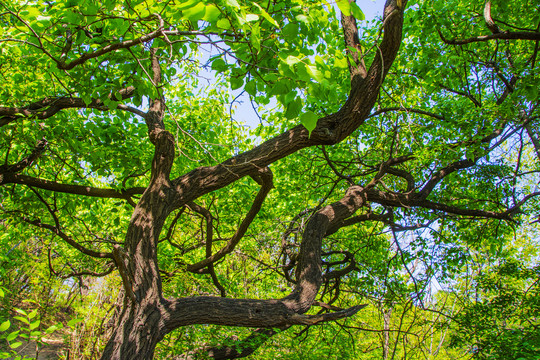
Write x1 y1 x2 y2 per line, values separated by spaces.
0 320 10 332
300 111 318 137
336 0 351 16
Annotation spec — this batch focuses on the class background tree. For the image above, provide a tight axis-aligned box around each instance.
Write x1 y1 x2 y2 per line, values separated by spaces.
0 0 539 359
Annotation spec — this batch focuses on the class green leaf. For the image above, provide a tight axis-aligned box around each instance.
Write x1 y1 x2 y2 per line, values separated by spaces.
13 316 29 325
295 14 310 24
350 3 365 20
336 0 351 16
14 309 27 317
282 23 298 39
29 320 40 330
245 14 259 22
9 342 22 349
230 76 244 90
306 65 324 82
225 0 240 8
67 318 83 327
28 309 38 320
45 325 61 333
283 55 301 66
183 2 206 22
250 23 261 52
300 110 318 137
36 15 51 22
0 320 10 332
284 97 302 119
245 80 256 96
6 330 19 342
106 100 118 110
203 5 221 23
175 0 198 11
216 18 231 29
253 4 279 28
211 58 227 72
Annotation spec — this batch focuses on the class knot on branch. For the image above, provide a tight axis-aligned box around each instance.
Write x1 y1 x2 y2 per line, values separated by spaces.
343 185 367 209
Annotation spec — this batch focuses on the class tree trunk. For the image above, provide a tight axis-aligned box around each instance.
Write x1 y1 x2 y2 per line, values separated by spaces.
98 2 408 358
100 300 165 359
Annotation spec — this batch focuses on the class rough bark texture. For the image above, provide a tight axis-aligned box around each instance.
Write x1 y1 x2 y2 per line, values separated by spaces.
96 1 407 359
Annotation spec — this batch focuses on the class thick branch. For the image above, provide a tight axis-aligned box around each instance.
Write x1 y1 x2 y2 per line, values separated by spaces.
198 328 284 360
326 212 390 236
169 0 407 208
483 1 500 34
439 29 540 45
364 188 511 220
163 186 369 329
341 1 367 83
418 159 476 199
369 107 445 120
525 122 540 160
163 297 366 329
0 138 47 175
0 173 144 200
0 87 138 127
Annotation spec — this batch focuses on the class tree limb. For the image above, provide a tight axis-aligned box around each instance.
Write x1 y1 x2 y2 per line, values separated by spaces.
0 87 137 127
168 0 408 207
187 167 273 273
341 0 367 84
163 185 370 329
0 138 47 175
438 29 540 45
0 173 145 200
24 217 113 259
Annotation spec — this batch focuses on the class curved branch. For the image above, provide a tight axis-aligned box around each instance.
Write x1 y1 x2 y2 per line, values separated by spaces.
369 106 445 120
505 191 540 215
0 173 145 200
196 328 285 360
185 201 226 296
24 217 113 259
325 212 390 236
438 29 540 45
0 138 47 175
0 87 137 127
387 167 415 192
48 247 115 279
186 168 274 273
169 0 408 207
365 187 512 220
163 185 369 329
341 1 367 83
57 29 203 70
418 159 476 199
323 251 357 281
483 1 500 34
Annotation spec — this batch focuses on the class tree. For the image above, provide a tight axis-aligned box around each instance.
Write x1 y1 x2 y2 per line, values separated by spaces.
0 0 539 358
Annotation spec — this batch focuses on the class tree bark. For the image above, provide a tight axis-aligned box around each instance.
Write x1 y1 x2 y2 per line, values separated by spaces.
99 1 407 358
